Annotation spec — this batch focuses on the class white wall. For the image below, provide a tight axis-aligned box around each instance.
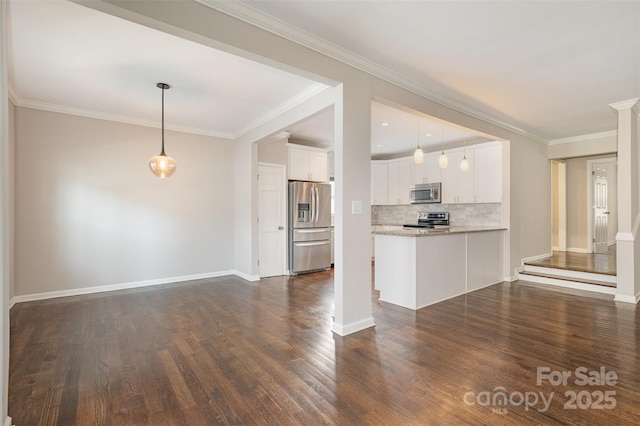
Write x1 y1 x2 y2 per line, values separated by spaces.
7 101 14 301
14 107 235 297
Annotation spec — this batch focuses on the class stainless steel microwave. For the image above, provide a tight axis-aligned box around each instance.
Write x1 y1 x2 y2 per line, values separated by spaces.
410 183 441 204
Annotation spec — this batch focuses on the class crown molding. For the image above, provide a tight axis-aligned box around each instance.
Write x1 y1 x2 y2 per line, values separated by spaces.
14 97 235 139
609 98 640 113
548 130 618 145
232 82 329 138
9 80 327 140
198 0 549 145
8 83 22 105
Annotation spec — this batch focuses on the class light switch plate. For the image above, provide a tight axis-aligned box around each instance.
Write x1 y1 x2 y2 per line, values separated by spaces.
351 200 363 215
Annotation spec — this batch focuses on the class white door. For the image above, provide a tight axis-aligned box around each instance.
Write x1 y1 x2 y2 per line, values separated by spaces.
593 165 609 254
258 163 286 277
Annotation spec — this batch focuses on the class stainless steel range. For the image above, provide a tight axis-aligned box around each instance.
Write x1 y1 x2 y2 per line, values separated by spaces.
403 212 450 229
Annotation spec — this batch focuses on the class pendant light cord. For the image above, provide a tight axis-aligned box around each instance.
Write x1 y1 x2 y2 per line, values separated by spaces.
161 85 166 156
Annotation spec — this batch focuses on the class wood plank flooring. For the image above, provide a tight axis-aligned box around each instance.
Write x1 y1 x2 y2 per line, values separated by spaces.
525 246 617 276
9 270 640 425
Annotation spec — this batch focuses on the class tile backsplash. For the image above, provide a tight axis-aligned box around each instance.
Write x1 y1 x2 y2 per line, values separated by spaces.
372 203 502 227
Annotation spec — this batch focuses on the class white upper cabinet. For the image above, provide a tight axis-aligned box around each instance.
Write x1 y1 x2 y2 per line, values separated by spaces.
474 142 502 203
288 143 329 182
387 158 413 205
371 161 389 205
370 142 501 206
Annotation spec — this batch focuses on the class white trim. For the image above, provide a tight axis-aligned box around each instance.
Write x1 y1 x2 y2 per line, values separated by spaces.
197 0 549 146
616 212 640 241
522 265 616 285
566 247 590 254
10 81 328 141
504 275 518 282
233 271 261 282
518 275 616 296
234 83 328 138
548 130 617 145
4 416 11 426
8 270 261 305
331 316 375 336
614 293 640 304
522 252 552 263
609 98 640 112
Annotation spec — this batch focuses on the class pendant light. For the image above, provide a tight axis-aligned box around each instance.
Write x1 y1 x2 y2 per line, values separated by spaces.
438 124 448 169
460 136 469 172
148 83 177 178
413 118 424 164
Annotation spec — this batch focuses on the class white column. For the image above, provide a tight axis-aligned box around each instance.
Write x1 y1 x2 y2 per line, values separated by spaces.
332 83 375 335
0 1 10 422
610 98 640 303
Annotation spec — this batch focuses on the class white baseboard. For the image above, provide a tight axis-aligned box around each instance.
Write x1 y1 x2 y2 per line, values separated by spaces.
567 247 590 254
4 416 12 426
234 271 260 282
9 270 255 305
504 275 518 282
614 293 640 304
522 252 552 263
332 316 375 336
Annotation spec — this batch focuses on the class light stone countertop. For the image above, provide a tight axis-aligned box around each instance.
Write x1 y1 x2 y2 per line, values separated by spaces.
372 226 507 237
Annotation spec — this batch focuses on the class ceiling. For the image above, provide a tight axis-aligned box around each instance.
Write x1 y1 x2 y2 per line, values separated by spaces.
8 0 640 157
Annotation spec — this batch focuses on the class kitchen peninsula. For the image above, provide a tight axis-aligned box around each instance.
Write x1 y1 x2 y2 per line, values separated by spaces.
373 227 506 310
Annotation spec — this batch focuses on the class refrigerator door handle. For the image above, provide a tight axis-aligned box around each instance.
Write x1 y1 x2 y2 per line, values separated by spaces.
310 186 315 223
294 241 330 247
315 187 319 224
313 186 318 223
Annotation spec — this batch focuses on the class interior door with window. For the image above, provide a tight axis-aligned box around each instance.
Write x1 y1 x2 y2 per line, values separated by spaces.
593 165 609 254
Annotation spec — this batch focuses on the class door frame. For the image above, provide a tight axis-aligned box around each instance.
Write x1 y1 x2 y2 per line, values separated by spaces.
551 160 567 252
586 158 617 253
257 162 288 277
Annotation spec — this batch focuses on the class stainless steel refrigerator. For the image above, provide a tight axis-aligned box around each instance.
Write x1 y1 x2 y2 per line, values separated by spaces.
289 181 332 274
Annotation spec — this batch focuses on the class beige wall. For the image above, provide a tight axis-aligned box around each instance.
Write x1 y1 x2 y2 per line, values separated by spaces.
566 158 589 250
566 155 617 251
14 107 236 297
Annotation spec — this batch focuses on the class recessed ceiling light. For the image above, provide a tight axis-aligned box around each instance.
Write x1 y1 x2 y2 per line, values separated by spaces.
377 144 382 147
381 122 389 126
425 133 432 137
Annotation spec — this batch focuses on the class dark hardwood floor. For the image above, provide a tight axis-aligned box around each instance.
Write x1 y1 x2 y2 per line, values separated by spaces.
9 270 640 425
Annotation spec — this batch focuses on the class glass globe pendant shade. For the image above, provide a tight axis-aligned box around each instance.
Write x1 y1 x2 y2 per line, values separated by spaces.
149 152 176 178
439 151 448 168
460 155 469 172
413 146 424 164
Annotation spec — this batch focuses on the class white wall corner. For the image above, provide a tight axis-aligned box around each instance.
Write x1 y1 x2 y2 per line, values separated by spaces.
331 317 375 336
614 293 640 304
233 271 260 282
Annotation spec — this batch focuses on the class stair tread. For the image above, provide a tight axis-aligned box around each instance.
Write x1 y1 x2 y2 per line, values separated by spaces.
524 261 616 276
519 271 616 288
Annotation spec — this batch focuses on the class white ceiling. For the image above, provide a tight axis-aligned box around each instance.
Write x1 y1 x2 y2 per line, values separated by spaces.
234 0 639 141
7 0 326 139
8 0 640 156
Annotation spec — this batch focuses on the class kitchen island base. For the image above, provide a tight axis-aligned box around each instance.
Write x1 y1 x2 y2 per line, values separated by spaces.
374 229 505 310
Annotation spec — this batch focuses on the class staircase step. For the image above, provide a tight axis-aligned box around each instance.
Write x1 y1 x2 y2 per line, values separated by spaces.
517 271 616 296
519 271 616 288
522 265 616 285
